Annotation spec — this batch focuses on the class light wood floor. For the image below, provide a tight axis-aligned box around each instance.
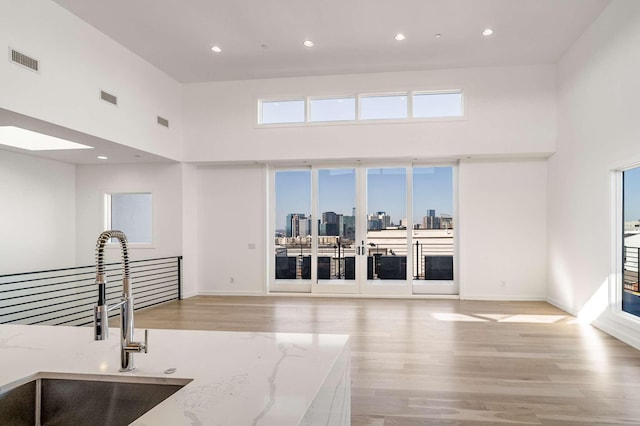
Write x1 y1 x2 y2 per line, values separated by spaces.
134 296 640 425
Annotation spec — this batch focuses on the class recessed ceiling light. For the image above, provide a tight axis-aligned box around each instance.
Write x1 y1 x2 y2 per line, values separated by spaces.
394 33 406 41
482 28 494 36
211 46 222 53
303 40 314 48
0 126 93 151
97 155 108 160
435 33 442 38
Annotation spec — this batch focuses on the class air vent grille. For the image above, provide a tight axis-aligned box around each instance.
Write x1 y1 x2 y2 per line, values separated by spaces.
100 90 118 105
10 48 39 72
157 116 169 128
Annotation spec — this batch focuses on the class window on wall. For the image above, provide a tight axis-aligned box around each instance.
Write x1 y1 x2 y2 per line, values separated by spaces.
309 97 356 122
412 92 463 118
258 89 463 125
360 94 408 120
105 193 153 244
623 166 640 317
260 100 305 124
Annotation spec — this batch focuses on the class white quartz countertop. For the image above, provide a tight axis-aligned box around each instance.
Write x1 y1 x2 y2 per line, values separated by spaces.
0 324 350 425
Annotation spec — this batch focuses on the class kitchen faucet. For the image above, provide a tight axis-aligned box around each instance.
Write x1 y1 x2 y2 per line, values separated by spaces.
93 230 148 372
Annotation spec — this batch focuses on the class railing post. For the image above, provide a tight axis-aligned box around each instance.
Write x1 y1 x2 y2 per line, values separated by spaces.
415 241 419 280
178 256 183 300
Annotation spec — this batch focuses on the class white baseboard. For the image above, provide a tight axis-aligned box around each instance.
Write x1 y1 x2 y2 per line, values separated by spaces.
266 292 460 300
546 297 640 352
461 294 546 301
181 291 199 299
545 297 576 316
197 290 265 296
592 312 640 351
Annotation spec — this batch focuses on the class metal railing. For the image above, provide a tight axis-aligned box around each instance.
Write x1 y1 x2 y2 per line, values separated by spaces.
624 246 639 292
0 256 182 326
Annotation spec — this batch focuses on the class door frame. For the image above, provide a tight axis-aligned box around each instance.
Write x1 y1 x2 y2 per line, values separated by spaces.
267 162 458 296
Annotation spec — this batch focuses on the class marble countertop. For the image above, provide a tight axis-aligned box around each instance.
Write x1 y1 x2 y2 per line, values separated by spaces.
0 324 350 425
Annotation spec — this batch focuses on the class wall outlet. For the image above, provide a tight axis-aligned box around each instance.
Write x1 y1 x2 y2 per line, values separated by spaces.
500 280 506 288
229 277 234 284
248 243 256 250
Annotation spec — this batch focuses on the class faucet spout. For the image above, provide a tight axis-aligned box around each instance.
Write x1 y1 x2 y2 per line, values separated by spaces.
93 230 148 372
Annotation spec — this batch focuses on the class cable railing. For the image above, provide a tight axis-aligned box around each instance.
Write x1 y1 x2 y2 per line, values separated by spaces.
624 246 639 292
275 235 454 281
0 256 182 326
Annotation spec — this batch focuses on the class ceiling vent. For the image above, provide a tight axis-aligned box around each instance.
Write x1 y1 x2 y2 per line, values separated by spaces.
9 48 39 72
157 116 169 128
100 90 118 106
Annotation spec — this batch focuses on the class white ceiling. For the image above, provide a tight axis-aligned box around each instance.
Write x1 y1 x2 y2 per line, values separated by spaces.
52 0 610 83
0 109 175 165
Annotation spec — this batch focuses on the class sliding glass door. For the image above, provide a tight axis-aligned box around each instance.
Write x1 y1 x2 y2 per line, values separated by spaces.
361 167 410 295
270 164 457 295
271 169 312 292
622 166 640 316
315 168 359 293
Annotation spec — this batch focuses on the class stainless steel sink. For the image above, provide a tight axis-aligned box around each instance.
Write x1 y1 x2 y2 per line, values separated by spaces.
0 374 190 426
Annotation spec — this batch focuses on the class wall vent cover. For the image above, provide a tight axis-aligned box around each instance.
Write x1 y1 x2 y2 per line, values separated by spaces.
157 116 169 128
100 90 118 105
9 48 39 72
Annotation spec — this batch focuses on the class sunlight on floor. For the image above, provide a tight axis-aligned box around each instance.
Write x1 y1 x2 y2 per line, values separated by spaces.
431 313 489 322
497 314 567 323
432 312 568 323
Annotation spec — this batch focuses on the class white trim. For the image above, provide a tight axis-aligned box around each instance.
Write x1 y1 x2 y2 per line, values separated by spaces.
198 290 266 296
591 309 640 351
462 295 546 301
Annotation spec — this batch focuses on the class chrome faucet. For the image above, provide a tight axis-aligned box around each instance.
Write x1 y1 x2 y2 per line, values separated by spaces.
93 230 148 372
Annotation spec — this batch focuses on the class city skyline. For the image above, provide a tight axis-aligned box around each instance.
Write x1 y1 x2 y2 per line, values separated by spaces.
275 167 454 230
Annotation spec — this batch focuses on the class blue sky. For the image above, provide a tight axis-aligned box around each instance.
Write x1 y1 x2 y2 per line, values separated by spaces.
275 167 453 230
625 167 640 221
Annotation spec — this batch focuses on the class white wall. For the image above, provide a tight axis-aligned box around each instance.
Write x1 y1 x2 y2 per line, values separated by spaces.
0 150 76 274
182 65 556 163
75 163 183 266
193 160 547 299
181 163 199 298
197 165 266 295
459 159 547 300
0 0 183 161
549 1 640 346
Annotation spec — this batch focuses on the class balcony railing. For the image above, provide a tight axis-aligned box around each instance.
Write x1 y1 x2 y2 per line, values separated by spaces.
275 230 454 281
624 246 639 292
0 256 182 326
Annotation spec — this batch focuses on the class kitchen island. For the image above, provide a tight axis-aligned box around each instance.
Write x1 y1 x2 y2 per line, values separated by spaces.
0 324 350 425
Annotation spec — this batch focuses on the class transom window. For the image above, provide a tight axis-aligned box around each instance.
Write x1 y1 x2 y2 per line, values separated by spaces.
258 90 463 125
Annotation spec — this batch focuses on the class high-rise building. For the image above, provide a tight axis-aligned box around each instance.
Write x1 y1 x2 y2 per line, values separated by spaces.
287 213 310 237
322 211 338 224
423 209 441 229
367 211 391 230
340 215 356 240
